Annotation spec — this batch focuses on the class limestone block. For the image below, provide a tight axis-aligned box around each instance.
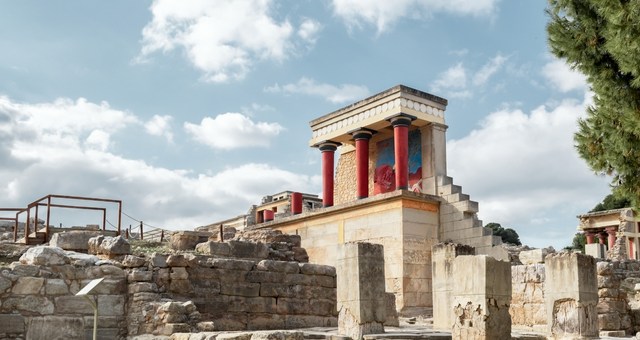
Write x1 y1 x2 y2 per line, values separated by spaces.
19 246 69 266
196 241 231 256
309 298 337 316
519 249 548 265
45 278 69 295
284 315 333 328
169 279 193 294
66 251 100 266
299 263 336 276
210 258 256 271
167 254 189 267
170 231 211 251
0 314 24 333
276 298 310 315
451 255 512 340
246 271 286 283
49 230 102 251
336 242 386 340
128 282 157 293
55 295 94 314
228 241 269 259
8 263 40 276
128 268 153 282
384 292 399 327
150 253 168 268
171 267 189 280
256 260 299 273
12 276 44 294
122 255 147 267
220 282 260 297
545 252 598 338
227 296 277 314
218 332 252 340
259 283 301 298
26 316 84 340
2 296 54 314
247 313 285 330
98 295 125 316
586 243 606 259
100 235 131 255
431 242 475 331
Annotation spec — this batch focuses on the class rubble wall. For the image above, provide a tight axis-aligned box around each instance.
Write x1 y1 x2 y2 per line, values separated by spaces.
0 249 337 339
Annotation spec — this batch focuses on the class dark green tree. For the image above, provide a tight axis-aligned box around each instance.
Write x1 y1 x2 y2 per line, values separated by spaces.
565 232 586 252
590 192 632 212
547 1 640 206
485 222 522 245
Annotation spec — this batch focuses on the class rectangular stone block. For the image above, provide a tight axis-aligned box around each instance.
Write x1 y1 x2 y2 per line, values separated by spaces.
452 255 511 340
0 314 24 333
220 282 260 297
227 296 276 313
545 252 598 338
431 242 475 330
336 242 386 340
12 277 44 294
247 313 285 330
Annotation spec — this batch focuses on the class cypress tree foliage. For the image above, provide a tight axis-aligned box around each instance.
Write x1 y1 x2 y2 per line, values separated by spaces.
547 1 640 206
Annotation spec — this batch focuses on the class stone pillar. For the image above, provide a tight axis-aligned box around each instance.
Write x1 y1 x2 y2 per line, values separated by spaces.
336 242 386 340
291 192 303 215
451 255 512 340
431 243 475 330
544 252 598 339
320 142 339 207
352 129 374 199
389 115 414 190
606 226 617 250
420 123 448 195
585 231 595 244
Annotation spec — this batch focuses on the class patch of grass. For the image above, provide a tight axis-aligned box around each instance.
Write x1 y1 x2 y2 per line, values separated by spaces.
129 239 172 256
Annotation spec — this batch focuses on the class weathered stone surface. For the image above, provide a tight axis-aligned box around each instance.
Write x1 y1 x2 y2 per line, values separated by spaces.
299 263 336 276
0 276 11 293
228 241 270 259
165 254 188 267
170 231 211 251
336 242 386 340
19 246 69 266
519 249 548 265
66 251 100 266
545 252 598 338
122 255 147 267
250 331 305 340
256 260 299 273
151 253 169 268
98 294 126 316
55 295 94 314
210 258 256 271
171 267 189 280
101 235 131 255
247 313 285 330
452 255 512 340
129 282 157 294
0 314 24 333
10 263 40 276
196 241 231 256
12 276 44 294
26 316 84 340
49 230 102 251
3 295 54 314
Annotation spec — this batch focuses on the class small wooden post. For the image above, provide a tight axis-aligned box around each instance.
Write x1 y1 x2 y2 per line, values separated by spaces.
219 224 224 242
160 230 164 242
139 221 143 240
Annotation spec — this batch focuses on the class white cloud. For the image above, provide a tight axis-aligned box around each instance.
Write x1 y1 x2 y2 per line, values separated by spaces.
331 0 499 33
265 77 370 104
137 0 319 82
447 92 609 248
542 59 588 92
473 54 507 86
431 63 468 92
145 114 174 142
0 96 319 230
184 113 284 150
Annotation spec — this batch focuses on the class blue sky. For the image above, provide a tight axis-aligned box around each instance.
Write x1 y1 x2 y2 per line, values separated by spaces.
0 0 610 249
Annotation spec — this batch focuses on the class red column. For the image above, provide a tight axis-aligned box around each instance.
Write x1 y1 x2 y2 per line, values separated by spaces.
264 210 274 222
389 116 414 190
291 192 303 215
353 130 374 199
585 231 595 244
320 142 339 207
606 227 617 249
598 232 607 245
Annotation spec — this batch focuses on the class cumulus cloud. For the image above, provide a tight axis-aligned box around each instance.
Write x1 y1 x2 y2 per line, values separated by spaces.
431 54 507 99
184 113 284 150
145 114 174 142
265 78 370 104
447 92 609 248
331 0 499 33
0 96 319 230
137 0 320 82
542 59 588 93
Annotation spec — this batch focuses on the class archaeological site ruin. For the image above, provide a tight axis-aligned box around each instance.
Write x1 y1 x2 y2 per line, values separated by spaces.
3 85 640 339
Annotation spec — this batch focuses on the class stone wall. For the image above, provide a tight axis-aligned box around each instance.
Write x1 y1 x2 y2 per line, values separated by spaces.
334 149 357 205
596 260 640 334
0 246 337 339
509 263 546 333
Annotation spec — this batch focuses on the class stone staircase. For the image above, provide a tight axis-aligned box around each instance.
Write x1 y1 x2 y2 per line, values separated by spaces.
436 176 502 255
18 227 47 245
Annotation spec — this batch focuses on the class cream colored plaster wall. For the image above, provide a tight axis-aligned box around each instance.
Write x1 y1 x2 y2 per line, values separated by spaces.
269 198 439 311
